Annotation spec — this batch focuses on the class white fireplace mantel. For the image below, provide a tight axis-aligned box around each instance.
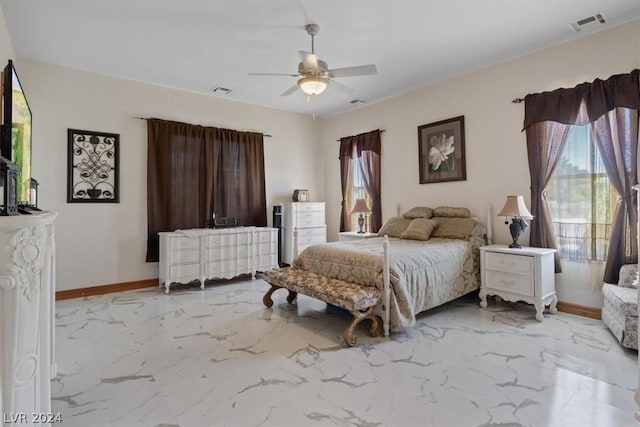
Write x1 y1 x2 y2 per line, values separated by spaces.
0 212 57 426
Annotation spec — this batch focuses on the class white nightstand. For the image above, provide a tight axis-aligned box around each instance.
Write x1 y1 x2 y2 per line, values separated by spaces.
338 231 378 242
479 244 557 321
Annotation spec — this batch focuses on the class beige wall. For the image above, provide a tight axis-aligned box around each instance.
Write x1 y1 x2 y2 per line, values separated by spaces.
5 13 640 306
322 20 640 307
16 59 324 291
0 6 14 65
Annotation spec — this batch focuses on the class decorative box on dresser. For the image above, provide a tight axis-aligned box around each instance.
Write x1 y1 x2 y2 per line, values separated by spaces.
282 202 326 265
0 212 57 425
479 244 557 321
159 227 278 294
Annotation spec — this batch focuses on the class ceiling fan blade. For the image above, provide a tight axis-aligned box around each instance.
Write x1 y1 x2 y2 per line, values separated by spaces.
279 84 300 97
328 64 377 78
328 79 353 96
298 50 319 69
249 72 299 77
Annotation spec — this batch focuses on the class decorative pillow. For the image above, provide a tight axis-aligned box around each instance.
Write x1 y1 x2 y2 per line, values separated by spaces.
377 217 412 238
401 218 437 241
431 217 482 240
402 206 434 219
433 206 471 218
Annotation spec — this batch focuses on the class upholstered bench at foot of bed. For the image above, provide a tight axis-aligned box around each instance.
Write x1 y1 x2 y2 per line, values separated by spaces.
262 267 382 346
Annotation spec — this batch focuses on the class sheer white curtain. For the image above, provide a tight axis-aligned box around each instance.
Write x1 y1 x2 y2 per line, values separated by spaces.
546 125 615 262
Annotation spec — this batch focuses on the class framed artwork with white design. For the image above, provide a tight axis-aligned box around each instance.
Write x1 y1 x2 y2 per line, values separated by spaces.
418 115 466 184
67 128 120 203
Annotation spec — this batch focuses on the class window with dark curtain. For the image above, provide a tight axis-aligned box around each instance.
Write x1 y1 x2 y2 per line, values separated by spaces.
524 69 640 282
546 125 616 262
146 118 266 262
339 130 382 233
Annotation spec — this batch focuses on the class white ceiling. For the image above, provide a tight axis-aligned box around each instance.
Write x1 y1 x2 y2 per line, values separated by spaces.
2 1 639 118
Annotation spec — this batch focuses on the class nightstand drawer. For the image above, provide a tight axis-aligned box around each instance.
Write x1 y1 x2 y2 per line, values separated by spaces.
485 252 533 275
485 270 533 295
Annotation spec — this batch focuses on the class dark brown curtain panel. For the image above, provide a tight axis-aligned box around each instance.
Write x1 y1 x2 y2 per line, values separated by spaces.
525 121 571 273
591 108 639 283
524 69 640 280
146 119 266 262
357 131 382 232
339 130 382 232
212 129 267 227
339 137 353 232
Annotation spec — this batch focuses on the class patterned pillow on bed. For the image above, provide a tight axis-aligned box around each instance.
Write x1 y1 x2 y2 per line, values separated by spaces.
377 217 412 238
401 218 437 241
432 217 482 240
402 206 434 219
433 206 471 218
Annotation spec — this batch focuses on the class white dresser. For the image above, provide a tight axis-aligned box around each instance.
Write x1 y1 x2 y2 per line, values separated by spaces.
159 227 278 294
0 212 57 425
282 202 326 265
479 244 557 321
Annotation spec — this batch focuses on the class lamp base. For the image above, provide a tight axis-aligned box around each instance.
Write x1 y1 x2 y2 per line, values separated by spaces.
357 213 365 234
507 218 529 249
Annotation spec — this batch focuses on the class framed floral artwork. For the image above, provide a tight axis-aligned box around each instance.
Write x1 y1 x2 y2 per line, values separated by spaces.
67 128 120 203
417 115 466 184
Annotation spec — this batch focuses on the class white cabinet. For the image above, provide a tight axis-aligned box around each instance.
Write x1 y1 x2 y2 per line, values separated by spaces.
338 231 378 242
159 227 278 294
479 244 557 321
282 202 326 264
0 212 57 425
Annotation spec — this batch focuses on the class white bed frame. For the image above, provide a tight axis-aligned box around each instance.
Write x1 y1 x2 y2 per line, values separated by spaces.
293 229 391 337
291 203 493 339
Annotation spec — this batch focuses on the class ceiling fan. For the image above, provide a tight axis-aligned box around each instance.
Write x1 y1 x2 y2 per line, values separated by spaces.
249 24 377 97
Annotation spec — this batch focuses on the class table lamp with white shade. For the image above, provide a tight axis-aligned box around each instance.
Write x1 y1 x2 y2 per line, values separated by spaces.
351 199 371 234
497 195 534 248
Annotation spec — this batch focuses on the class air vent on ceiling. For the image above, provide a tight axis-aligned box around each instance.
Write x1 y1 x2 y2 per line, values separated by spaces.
211 86 233 95
349 99 366 104
571 13 606 33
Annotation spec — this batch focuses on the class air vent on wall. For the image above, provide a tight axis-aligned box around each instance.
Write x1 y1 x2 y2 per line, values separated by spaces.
571 13 606 33
211 86 233 94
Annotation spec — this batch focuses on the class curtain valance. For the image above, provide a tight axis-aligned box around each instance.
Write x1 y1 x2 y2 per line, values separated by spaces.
523 69 640 130
339 129 382 158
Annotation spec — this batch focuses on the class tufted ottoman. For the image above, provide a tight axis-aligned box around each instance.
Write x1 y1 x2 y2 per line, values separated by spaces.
602 264 638 350
263 267 382 346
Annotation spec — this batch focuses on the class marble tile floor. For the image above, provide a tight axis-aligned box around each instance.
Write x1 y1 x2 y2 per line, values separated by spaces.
53 278 638 427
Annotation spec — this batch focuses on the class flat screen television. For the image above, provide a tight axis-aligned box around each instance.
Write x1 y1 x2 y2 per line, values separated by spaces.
1 59 32 205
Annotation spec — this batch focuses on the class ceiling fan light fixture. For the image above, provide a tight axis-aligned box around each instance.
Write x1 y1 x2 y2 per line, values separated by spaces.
298 76 328 95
